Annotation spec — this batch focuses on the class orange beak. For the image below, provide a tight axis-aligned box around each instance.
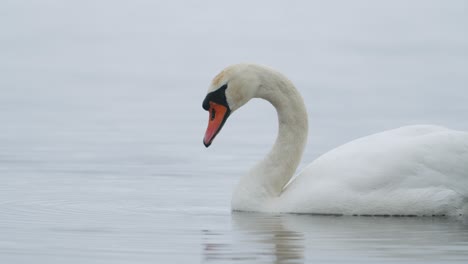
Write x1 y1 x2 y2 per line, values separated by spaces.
203 101 230 147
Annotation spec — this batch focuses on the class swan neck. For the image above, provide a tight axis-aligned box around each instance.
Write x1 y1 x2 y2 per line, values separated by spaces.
261 79 308 195
232 68 308 210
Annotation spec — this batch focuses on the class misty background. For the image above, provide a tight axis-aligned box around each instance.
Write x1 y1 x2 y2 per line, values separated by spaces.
1 1 467 263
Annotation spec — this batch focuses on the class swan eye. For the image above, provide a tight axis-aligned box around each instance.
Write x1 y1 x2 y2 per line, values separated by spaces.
202 84 229 111
210 107 216 121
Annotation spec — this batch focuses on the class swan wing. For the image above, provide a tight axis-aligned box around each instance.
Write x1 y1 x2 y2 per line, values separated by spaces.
280 125 468 215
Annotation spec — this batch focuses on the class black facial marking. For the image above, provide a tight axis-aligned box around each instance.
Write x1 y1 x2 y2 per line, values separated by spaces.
202 84 229 110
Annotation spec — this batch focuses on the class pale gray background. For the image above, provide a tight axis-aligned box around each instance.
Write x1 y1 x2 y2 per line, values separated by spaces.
1 0 468 263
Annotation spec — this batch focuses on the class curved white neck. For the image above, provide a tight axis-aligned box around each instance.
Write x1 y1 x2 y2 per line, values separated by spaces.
232 68 308 211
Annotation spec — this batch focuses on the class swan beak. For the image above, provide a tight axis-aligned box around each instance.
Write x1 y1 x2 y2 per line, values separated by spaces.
203 102 230 147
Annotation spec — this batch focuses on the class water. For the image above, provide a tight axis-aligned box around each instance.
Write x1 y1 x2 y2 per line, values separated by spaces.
1 0 468 263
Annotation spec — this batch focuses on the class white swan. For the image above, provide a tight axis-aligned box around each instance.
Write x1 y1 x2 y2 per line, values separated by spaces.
202 63 468 216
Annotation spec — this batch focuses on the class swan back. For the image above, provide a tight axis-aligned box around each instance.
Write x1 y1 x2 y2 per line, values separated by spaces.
280 125 468 216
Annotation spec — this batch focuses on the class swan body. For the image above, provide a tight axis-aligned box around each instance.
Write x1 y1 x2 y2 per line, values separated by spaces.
202 63 468 216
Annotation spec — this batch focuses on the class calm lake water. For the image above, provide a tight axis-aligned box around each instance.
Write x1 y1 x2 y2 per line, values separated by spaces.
1 0 468 263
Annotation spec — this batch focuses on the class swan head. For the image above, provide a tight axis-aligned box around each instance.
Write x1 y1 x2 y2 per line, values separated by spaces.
202 64 261 147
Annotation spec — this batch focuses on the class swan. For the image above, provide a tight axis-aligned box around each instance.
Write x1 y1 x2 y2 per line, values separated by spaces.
202 63 468 216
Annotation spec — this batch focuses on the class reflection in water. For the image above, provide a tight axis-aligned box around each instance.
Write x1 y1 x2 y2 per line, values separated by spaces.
203 213 468 263
203 213 304 264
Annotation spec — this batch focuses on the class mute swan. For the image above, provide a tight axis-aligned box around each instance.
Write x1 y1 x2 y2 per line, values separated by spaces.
202 63 468 216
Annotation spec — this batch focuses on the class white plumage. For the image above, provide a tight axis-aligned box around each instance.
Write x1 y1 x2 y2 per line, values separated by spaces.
204 64 468 216
280 125 468 216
